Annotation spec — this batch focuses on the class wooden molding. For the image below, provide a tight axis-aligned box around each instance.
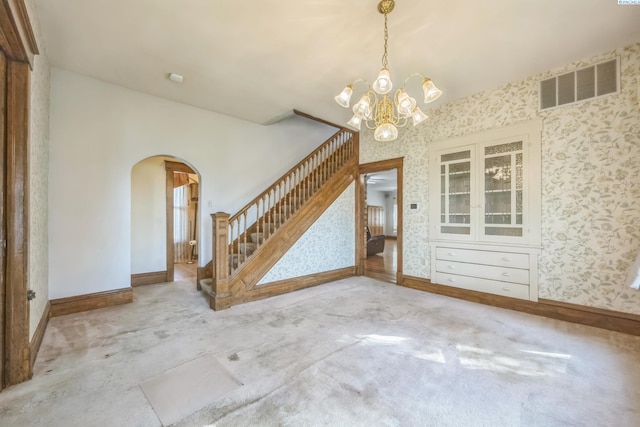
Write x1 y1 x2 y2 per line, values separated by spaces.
131 271 168 287
164 160 195 174
359 157 404 284
0 0 28 63
242 267 356 305
197 261 212 291
29 301 50 371
293 110 344 130
402 276 640 336
50 288 133 318
4 59 31 387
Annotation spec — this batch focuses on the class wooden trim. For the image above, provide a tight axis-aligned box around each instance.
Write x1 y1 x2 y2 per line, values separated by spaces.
4 60 30 387
402 276 640 336
242 267 356 304
358 157 403 284
29 301 49 370
165 169 174 282
131 271 168 287
164 160 195 174
50 288 133 318
0 49 7 391
293 110 344 130
0 0 28 63
197 261 212 291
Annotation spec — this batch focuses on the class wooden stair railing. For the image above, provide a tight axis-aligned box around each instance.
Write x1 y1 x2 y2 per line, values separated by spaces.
204 128 358 310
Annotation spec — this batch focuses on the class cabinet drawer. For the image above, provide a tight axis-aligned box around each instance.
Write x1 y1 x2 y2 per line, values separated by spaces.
436 272 530 300
436 247 529 269
436 260 529 285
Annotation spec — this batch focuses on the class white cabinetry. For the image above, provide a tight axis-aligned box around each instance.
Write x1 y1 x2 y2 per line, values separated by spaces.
429 120 542 301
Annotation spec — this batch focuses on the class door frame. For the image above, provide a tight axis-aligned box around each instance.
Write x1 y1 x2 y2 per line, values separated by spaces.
357 158 404 285
1 0 39 390
164 160 197 282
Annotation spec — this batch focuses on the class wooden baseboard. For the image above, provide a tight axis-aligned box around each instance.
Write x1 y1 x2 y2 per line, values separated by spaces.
131 270 167 287
29 301 51 371
239 266 357 305
402 276 640 336
50 288 133 317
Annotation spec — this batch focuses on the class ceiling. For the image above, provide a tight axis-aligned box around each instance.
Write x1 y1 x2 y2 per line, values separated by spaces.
367 170 397 193
34 0 640 127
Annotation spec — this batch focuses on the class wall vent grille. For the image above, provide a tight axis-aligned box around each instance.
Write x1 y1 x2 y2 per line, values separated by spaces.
540 58 618 110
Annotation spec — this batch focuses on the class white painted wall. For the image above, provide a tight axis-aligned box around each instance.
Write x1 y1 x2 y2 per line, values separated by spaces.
130 157 167 274
384 191 397 237
366 189 385 207
48 69 337 299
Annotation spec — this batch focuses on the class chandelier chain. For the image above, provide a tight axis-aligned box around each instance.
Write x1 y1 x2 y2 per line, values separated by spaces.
381 12 389 69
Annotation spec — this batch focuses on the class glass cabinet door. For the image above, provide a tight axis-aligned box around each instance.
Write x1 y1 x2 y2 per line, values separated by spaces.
439 149 473 237
482 141 524 238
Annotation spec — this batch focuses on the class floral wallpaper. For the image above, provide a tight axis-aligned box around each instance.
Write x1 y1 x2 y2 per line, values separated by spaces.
25 0 51 339
258 183 355 284
361 43 640 315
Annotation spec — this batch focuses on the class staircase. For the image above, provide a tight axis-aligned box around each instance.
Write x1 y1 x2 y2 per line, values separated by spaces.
199 127 359 310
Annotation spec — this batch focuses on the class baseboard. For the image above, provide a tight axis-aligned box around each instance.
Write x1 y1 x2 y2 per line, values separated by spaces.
241 266 357 305
131 270 168 287
29 301 51 371
402 275 640 336
50 288 133 317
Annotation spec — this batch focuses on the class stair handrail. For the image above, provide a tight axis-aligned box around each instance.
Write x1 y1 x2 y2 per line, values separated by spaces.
227 128 354 225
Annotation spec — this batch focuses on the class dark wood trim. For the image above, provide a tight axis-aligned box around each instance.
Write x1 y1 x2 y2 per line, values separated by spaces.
402 275 640 336
0 0 28 63
0 49 7 392
12 0 38 58
50 288 133 318
131 271 168 287
293 109 344 130
358 157 403 284
164 160 195 174
4 59 30 387
243 266 356 304
29 301 49 370
165 169 174 282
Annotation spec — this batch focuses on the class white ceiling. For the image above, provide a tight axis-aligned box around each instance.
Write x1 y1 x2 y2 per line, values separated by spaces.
367 170 398 193
34 0 640 126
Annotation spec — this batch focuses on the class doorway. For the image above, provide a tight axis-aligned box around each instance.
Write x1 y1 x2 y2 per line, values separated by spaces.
358 158 403 284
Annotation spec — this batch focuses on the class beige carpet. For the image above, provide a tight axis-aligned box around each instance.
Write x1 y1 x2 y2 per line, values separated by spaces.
140 355 242 426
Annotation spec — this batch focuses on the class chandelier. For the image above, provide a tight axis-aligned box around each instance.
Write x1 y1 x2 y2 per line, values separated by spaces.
334 0 442 141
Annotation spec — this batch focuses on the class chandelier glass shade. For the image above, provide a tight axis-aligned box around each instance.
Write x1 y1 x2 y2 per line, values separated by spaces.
334 0 442 141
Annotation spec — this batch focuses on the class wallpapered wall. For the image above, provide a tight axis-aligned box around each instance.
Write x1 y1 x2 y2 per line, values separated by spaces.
258 183 356 284
361 43 640 315
26 0 51 339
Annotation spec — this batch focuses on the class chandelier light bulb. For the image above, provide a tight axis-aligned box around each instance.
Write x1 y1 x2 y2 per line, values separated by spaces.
352 95 372 118
422 78 443 103
374 122 399 141
411 107 429 126
335 85 354 108
396 90 416 116
372 68 393 94
347 114 363 130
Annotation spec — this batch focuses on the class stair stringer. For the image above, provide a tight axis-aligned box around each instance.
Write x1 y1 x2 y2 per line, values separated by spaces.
227 157 358 306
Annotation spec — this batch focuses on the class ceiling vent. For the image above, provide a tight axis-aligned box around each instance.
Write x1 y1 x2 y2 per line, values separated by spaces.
540 58 618 110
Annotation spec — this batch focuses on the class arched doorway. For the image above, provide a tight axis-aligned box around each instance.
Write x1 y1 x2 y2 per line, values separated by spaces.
131 156 201 286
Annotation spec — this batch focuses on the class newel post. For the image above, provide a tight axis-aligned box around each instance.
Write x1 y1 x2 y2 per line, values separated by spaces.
211 212 231 310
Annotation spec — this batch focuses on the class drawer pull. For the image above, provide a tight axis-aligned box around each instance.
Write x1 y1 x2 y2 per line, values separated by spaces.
447 265 456 270
502 257 511 261
447 278 457 283
447 252 456 256
501 272 511 277
502 287 511 292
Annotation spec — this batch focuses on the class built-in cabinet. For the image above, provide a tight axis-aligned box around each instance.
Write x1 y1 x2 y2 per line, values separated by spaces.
429 120 542 301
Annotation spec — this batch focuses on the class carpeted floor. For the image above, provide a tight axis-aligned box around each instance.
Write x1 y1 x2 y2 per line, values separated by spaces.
0 277 639 426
